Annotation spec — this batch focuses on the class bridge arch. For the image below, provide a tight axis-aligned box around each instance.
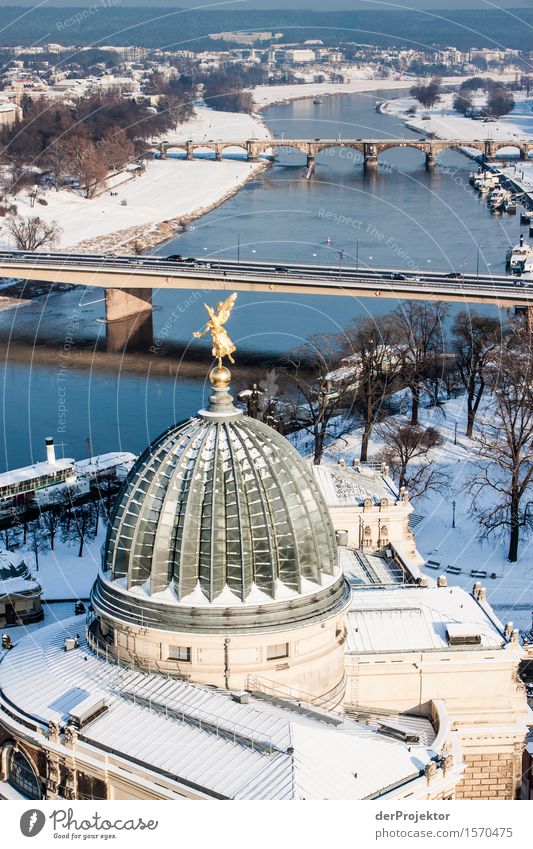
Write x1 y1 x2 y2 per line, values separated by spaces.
162 144 188 158
377 142 429 156
375 143 429 167
492 143 524 160
315 142 365 164
216 142 249 154
270 143 308 165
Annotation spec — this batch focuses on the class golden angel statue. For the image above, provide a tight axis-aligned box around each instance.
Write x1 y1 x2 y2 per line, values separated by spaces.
193 293 237 367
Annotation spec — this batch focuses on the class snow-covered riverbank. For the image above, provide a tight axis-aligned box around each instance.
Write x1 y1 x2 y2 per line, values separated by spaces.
3 74 524 255
383 91 533 145
252 73 517 110
1 106 271 254
383 91 533 205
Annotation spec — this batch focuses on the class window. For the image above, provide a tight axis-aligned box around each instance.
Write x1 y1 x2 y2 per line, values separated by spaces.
266 643 289 661
168 645 191 662
7 748 42 800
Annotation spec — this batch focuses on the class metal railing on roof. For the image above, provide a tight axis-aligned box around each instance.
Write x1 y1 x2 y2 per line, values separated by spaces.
85 610 191 682
118 689 279 755
246 674 345 725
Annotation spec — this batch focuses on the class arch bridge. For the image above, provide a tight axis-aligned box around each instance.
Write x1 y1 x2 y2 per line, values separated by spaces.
157 138 533 170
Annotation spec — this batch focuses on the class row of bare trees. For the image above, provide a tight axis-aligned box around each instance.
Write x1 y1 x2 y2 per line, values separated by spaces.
283 301 451 464
271 306 531 562
0 91 185 202
1 482 118 568
467 322 532 562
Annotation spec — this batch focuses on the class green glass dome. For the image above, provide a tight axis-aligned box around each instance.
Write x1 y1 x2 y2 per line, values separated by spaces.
102 379 339 607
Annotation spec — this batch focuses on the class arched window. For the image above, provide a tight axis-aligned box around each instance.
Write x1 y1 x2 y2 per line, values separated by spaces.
5 746 42 799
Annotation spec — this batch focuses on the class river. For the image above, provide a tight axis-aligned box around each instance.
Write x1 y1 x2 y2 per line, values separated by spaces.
0 88 522 471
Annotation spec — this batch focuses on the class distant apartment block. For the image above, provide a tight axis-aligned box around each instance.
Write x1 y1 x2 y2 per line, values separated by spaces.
209 31 283 45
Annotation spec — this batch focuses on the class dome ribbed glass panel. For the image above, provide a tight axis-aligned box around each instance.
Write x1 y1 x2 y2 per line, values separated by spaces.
103 414 337 603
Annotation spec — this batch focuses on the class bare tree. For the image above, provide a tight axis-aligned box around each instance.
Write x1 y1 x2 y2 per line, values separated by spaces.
282 333 354 465
453 90 473 116
91 476 120 521
467 325 533 562
342 315 404 462
44 136 74 191
452 311 500 437
24 519 49 570
5 214 62 251
0 523 20 551
96 125 135 172
12 506 29 545
376 420 446 498
79 154 108 198
39 499 63 551
410 78 442 108
392 301 449 426
486 85 514 118
63 503 97 558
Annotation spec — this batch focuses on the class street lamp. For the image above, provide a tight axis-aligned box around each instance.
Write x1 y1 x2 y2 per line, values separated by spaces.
452 500 456 529
338 249 344 278
476 245 480 278
356 239 359 270
454 421 457 445
237 232 241 264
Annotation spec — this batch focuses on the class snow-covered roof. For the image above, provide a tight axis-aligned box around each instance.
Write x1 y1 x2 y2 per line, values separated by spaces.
345 586 505 653
0 618 440 800
0 458 74 490
312 462 397 506
74 452 136 476
0 551 40 596
340 547 408 587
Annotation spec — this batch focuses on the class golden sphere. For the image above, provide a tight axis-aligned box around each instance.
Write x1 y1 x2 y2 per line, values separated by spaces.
209 365 231 389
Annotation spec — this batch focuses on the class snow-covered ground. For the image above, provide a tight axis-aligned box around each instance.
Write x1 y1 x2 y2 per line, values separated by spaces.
384 91 533 145
0 106 270 253
24 528 103 601
383 91 533 205
251 73 517 110
315 394 533 634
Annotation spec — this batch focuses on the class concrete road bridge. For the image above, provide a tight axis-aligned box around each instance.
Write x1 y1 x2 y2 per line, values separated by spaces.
157 138 533 170
0 251 530 351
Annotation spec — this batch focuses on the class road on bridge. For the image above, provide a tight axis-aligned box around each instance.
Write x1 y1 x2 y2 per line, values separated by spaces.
0 251 531 311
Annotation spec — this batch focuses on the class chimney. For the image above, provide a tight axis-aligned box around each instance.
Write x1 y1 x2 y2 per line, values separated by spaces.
45 437 56 465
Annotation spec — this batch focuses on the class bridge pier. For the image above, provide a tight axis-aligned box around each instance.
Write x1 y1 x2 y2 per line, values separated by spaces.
364 154 378 171
246 140 259 161
426 152 437 169
186 141 193 161
363 143 378 171
105 288 152 322
306 155 316 177
160 145 167 160
215 145 222 161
